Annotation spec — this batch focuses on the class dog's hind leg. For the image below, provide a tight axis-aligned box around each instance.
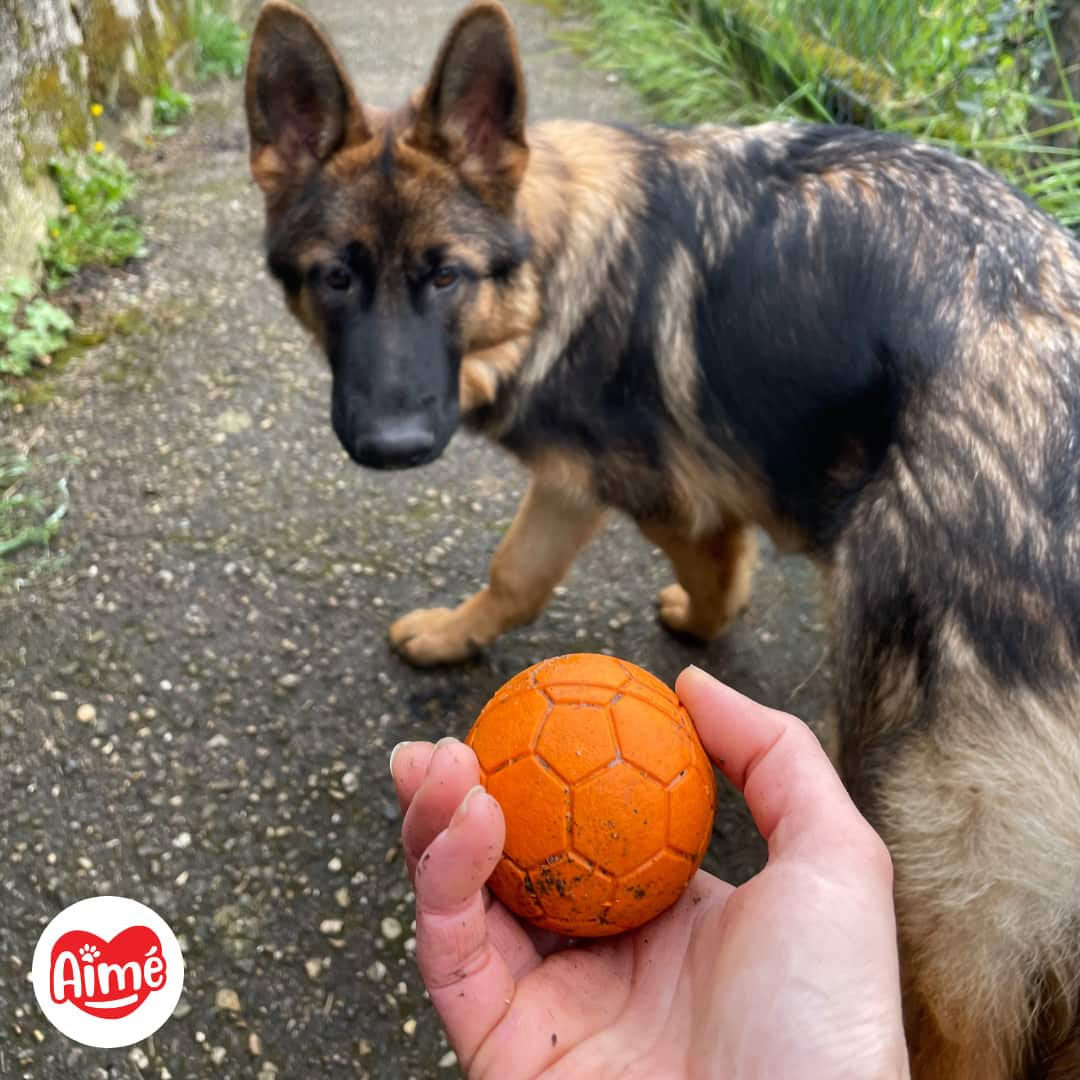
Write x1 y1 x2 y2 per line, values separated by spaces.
879 699 1080 1080
389 480 606 666
639 521 758 641
830 509 1080 1079
838 658 1080 1080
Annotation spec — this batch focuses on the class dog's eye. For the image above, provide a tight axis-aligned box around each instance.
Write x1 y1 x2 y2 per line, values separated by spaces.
325 265 351 291
431 267 459 290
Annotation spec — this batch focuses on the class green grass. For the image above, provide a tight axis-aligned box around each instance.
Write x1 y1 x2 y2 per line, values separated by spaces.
557 0 1080 228
0 449 69 583
41 151 146 291
192 0 248 80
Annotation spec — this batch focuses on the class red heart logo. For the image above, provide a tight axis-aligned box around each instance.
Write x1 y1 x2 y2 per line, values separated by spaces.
50 926 167 1020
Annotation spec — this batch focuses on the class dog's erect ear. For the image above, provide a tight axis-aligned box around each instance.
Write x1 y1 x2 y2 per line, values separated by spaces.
409 2 528 212
244 0 370 196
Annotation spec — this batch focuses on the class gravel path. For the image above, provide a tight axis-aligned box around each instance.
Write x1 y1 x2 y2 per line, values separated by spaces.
0 2 830 1076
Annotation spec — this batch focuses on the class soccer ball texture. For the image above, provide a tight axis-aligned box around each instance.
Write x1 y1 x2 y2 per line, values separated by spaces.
466 653 717 936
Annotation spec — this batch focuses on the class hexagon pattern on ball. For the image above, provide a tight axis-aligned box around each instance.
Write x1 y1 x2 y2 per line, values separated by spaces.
466 653 717 937
469 686 551 774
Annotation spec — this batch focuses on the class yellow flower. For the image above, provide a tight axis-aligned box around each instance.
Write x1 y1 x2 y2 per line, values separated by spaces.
93 140 104 153
50 228 60 239
90 103 103 117
66 203 77 214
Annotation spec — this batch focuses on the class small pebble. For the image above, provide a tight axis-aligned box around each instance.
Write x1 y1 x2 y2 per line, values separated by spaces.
439 1051 459 1068
402 1017 417 1036
248 1033 263 1056
320 918 343 936
381 916 403 941
215 988 241 1012
304 959 322 979
209 1046 227 1065
76 704 96 724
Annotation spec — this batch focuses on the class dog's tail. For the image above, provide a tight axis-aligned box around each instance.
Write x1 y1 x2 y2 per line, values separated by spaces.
878 673 1080 1079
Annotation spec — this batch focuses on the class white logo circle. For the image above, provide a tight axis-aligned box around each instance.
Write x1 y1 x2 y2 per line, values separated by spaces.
32 896 185 1048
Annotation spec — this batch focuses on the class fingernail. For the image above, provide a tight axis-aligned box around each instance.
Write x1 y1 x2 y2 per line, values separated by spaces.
678 664 710 688
434 735 461 751
451 784 486 825
388 741 411 778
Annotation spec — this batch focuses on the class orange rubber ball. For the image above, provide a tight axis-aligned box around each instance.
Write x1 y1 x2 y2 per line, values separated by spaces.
465 653 716 937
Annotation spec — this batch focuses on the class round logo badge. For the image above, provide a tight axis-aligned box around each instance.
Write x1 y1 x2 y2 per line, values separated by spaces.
32 896 184 1048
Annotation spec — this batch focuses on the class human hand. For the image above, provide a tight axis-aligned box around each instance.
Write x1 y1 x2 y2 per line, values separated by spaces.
390 666 909 1079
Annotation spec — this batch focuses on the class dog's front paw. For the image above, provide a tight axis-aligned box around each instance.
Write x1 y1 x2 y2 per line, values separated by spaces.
389 607 481 666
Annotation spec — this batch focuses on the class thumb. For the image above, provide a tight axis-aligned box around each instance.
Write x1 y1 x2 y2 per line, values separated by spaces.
675 666 890 872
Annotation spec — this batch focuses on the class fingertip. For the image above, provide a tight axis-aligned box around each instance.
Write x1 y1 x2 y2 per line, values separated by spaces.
675 663 706 687
416 789 505 912
452 784 487 821
392 740 436 815
429 734 479 775
449 785 504 844
389 740 412 778
401 740 484 876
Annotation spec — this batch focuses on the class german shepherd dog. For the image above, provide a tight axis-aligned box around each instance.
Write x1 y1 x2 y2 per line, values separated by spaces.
245 2 1080 1075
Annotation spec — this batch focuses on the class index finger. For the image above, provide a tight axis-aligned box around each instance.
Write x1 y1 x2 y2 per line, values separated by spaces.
675 666 886 867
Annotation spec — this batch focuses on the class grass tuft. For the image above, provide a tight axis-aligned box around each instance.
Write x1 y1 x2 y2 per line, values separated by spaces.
192 0 248 80
556 0 1080 228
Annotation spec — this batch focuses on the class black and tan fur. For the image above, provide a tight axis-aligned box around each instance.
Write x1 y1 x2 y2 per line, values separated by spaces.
245 3 1080 1075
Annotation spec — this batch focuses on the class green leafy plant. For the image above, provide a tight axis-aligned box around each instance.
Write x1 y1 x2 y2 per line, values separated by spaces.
41 151 146 291
0 449 70 580
0 277 74 377
153 83 193 130
193 0 248 80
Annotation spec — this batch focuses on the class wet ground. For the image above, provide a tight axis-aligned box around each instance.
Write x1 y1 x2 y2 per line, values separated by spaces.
0 1 830 1076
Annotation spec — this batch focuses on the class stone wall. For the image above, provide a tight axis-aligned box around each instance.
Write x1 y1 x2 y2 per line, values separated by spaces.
0 0 190 279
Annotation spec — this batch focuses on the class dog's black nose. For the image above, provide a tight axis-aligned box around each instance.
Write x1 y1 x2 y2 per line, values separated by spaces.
351 419 436 469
